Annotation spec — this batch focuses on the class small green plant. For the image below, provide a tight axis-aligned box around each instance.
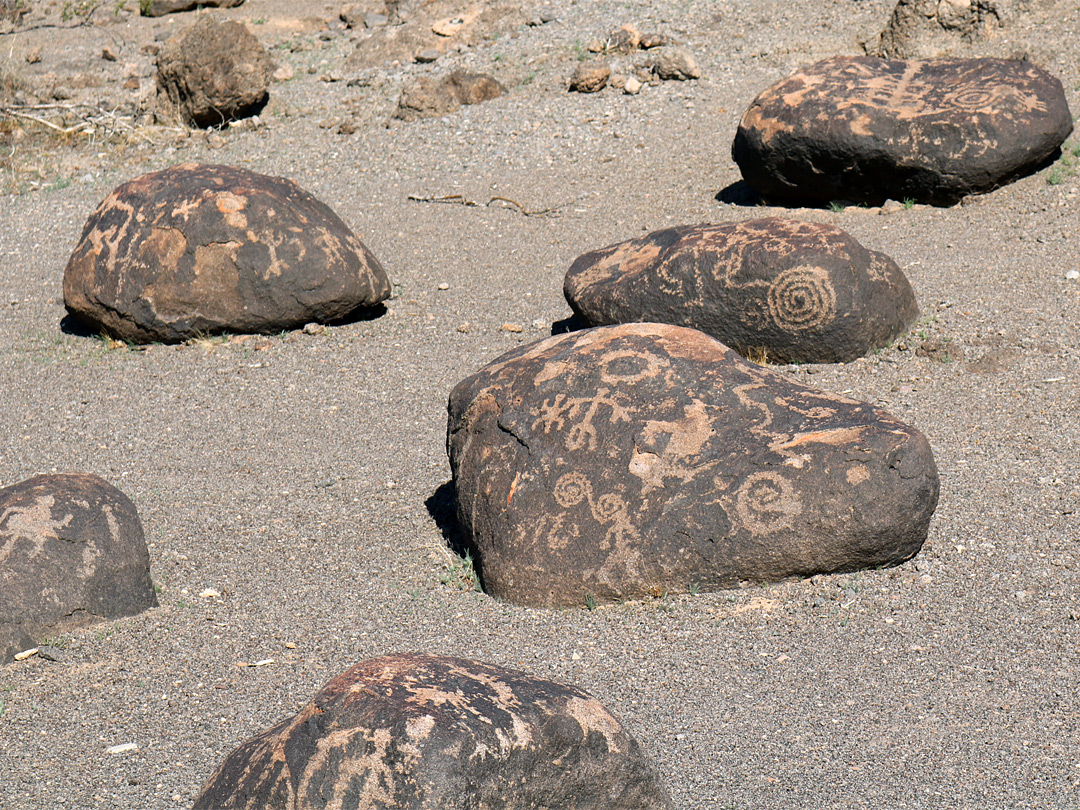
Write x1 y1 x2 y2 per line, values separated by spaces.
252 17 266 24
520 70 537 86
0 699 6 717
39 635 68 649
828 200 846 212
584 593 597 611
45 176 72 192
61 0 101 22
439 552 481 592
902 198 915 209
572 40 589 61
1047 141 1079 185
139 0 152 13
407 587 423 601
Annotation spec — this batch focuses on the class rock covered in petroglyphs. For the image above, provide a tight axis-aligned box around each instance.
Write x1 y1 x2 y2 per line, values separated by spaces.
564 218 918 364
0 474 156 661
156 16 270 127
63 163 392 343
142 0 244 17
194 653 674 810
448 324 939 608
733 56 1073 205
394 70 505 121
873 0 1034 59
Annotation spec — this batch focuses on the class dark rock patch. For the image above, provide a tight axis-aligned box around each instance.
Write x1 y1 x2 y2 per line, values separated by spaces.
733 55 1072 206
156 16 270 127
564 218 918 364
142 0 245 17
1 474 157 662
447 323 939 608
194 653 673 810
63 163 392 343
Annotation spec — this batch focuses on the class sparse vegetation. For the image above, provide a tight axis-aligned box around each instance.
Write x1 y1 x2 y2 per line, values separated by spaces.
439 551 481 592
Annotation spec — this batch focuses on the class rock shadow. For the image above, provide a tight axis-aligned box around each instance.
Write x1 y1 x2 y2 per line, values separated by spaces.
424 480 486 585
550 313 588 335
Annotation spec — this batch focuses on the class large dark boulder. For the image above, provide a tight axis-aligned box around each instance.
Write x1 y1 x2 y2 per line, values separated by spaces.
63 163 392 343
447 323 939 608
142 0 245 17
194 653 673 810
156 16 270 127
1 474 157 661
733 56 1072 206
564 218 918 364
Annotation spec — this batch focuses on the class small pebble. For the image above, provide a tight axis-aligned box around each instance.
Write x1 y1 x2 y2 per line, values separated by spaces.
199 588 221 599
437 282 450 290
415 49 440 63
37 645 63 662
14 647 38 660
106 743 139 755
1066 269 1079 280
501 322 523 333
302 323 327 336
101 46 118 62
457 322 472 333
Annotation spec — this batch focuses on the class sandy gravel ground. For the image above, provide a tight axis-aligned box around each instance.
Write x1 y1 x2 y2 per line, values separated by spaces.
1 1 1079 808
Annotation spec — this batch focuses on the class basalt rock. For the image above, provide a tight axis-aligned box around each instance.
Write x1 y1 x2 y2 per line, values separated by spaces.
733 55 1072 206
873 0 1035 59
564 218 918 364
447 323 939 608
0 474 156 661
156 16 270 127
63 163 391 343
142 0 245 17
194 653 674 810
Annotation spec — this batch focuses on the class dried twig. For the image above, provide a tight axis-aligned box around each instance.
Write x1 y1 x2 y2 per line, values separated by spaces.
408 193 577 218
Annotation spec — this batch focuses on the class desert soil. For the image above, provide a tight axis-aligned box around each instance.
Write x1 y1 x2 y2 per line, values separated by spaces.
0 0 1079 808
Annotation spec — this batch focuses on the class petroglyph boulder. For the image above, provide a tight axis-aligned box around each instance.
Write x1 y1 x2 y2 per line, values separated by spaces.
448 323 939 608
733 56 1072 205
63 163 392 343
564 218 918 364
194 653 674 810
156 16 270 127
0 474 156 661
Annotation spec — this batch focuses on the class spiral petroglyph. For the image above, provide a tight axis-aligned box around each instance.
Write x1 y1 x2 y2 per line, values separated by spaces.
733 472 803 536
553 471 591 508
766 265 836 331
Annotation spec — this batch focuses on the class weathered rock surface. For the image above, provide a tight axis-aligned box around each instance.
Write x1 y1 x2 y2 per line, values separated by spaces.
1 474 157 661
569 61 611 93
194 653 674 810
873 0 1036 59
650 47 700 81
394 70 505 121
142 0 245 17
564 218 918 364
448 323 939 608
63 163 392 343
733 55 1072 206
156 16 270 127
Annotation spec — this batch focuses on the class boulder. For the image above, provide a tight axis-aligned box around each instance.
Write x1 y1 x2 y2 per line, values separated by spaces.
63 163 392 343
650 47 700 81
447 323 939 608
873 0 1034 59
142 0 245 17
394 70 505 121
569 61 611 93
732 56 1072 206
564 218 918 364
194 653 674 810
1 474 157 661
156 16 270 127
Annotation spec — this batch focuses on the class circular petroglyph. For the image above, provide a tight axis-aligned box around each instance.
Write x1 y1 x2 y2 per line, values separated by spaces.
597 349 665 385
734 471 802 536
553 472 591 508
593 492 626 522
766 265 836 332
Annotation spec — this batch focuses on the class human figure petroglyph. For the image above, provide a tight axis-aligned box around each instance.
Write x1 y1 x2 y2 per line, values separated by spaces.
533 388 632 452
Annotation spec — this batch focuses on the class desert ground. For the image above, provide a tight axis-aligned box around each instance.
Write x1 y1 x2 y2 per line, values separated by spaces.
1 0 1079 807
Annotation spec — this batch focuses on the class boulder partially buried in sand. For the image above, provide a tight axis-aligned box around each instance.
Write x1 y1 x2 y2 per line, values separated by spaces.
564 218 918 364
0 474 157 661
733 56 1072 205
194 653 674 810
447 323 939 608
63 163 392 342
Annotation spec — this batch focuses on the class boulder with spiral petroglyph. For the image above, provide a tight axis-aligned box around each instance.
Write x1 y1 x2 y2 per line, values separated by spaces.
0 474 157 661
564 218 917 364
194 653 673 810
447 323 939 607
733 56 1072 205
63 163 391 343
